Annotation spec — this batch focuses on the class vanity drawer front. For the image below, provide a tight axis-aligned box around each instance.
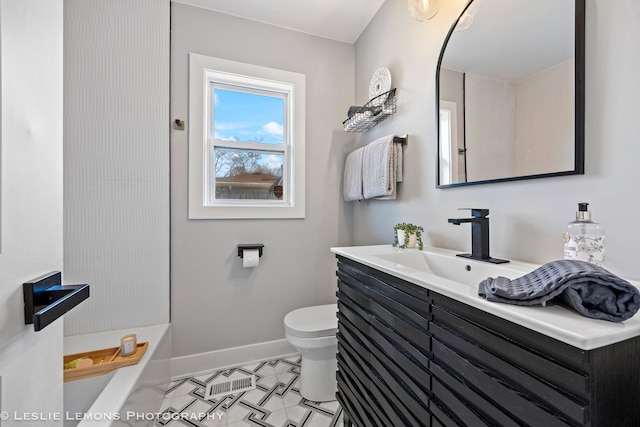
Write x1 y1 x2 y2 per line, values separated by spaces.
338 263 432 368
367 284 432 330
433 293 589 371
337 314 396 427
337 359 380 426
432 304 590 399
337 292 372 341
366 346 430 426
429 360 520 427
337 269 431 329
429 376 501 427
338 300 433 422
337 259 435 426
369 312 431 376
339 335 424 427
337 271 371 310
431 335 578 427
429 403 461 427
338 345 400 427
369 297 432 357
337 268 432 358
337 257 432 308
338 312 430 426
337 327 372 388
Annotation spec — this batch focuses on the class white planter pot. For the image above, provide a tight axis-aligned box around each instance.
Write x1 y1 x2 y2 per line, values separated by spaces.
397 230 417 249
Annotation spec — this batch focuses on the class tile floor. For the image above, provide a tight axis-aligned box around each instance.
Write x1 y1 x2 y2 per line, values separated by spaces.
157 355 343 427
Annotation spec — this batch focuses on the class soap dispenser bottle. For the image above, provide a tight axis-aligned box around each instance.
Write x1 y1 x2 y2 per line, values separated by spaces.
563 202 605 267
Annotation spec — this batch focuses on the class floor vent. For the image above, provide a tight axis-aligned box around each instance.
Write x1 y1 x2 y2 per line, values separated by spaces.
204 375 256 399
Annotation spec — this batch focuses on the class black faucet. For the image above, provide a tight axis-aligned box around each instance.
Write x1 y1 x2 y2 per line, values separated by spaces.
448 209 509 264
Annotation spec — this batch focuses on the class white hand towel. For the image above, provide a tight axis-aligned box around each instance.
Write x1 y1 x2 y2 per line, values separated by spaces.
343 147 364 201
363 135 396 199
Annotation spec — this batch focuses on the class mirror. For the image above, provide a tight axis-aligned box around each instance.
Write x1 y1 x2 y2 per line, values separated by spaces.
436 0 584 187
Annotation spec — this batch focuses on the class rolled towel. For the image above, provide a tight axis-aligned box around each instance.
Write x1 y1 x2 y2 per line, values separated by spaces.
347 106 382 117
347 106 363 117
478 260 640 322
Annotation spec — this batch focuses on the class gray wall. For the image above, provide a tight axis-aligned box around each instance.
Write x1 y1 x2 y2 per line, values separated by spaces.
63 0 170 335
352 0 640 280
170 3 355 357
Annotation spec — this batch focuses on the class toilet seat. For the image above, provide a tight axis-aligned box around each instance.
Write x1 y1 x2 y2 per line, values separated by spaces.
284 304 337 338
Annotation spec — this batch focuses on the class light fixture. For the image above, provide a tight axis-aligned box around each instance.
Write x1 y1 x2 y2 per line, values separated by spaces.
408 0 439 22
454 0 479 32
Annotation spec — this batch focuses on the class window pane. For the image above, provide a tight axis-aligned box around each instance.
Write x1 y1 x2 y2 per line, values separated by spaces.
213 88 284 145
212 148 284 201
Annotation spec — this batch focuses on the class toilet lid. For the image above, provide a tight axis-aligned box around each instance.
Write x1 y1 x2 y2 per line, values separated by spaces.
284 304 338 338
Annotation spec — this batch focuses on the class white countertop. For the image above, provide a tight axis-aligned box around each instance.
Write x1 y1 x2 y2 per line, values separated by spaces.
331 245 640 350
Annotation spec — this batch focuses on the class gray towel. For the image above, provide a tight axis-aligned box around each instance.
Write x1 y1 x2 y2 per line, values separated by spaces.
478 260 640 322
363 135 400 200
343 147 364 201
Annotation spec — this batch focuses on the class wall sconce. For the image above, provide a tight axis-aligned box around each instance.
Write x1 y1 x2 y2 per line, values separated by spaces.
408 0 439 21
454 0 479 32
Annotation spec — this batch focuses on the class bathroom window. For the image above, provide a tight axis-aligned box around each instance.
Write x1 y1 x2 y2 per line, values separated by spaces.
189 54 306 219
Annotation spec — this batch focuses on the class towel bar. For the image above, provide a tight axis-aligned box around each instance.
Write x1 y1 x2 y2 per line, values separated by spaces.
393 135 408 145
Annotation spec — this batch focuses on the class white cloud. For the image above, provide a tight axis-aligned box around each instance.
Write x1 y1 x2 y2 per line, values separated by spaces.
214 132 238 141
262 121 283 136
215 122 243 132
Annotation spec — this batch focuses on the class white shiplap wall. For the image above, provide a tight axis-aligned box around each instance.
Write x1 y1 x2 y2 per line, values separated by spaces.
63 0 170 335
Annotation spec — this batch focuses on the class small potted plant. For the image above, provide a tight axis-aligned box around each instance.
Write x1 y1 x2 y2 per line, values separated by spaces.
393 223 424 250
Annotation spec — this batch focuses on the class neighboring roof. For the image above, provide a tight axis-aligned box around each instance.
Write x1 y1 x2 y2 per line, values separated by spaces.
216 172 280 188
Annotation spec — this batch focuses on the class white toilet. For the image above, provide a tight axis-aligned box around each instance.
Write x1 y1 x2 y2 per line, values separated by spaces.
284 303 338 402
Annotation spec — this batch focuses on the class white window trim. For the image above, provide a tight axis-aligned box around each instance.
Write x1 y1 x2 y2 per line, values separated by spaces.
189 53 306 219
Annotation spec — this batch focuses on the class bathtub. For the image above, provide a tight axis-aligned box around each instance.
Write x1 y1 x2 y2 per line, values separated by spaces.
63 324 170 427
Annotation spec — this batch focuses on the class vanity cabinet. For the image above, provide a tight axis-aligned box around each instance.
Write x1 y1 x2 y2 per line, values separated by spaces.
335 256 640 427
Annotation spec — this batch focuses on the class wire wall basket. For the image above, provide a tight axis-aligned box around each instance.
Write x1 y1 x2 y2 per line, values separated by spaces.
343 88 397 133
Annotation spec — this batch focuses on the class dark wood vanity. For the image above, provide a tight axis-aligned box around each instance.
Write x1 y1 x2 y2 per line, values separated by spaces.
335 256 640 427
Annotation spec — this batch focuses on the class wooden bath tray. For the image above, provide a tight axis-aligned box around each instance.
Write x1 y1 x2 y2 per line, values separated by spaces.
63 342 148 382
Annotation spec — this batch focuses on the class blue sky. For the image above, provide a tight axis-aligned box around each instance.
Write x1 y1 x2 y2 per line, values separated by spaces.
213 88 284 145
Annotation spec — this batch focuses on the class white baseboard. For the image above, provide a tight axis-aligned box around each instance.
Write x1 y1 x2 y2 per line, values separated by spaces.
170 339 297 380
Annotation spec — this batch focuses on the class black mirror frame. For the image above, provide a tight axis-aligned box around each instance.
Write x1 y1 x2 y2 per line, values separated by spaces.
435 0 585 188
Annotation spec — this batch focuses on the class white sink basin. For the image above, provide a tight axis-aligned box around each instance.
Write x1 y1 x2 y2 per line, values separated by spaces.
369 247 536 287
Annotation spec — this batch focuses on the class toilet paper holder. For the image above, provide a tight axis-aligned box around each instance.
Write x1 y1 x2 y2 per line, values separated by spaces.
237 244 264 258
